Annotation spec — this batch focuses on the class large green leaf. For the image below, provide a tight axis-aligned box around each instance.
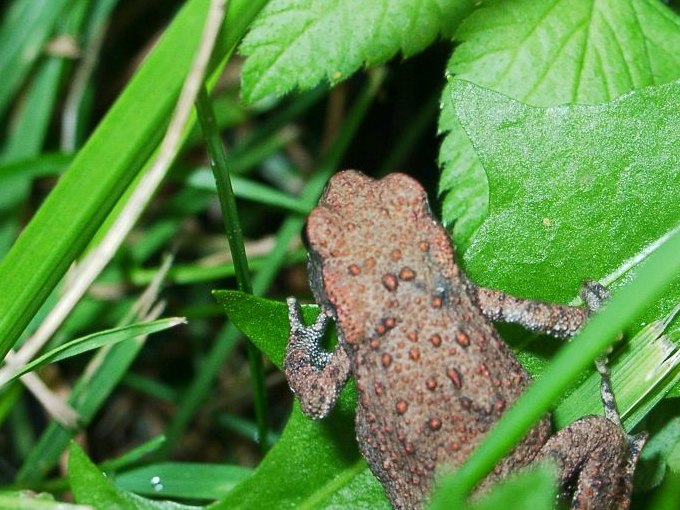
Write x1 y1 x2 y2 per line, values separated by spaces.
451 79 680 305
240 0 475 103
439 0 680 246
452 79 680 430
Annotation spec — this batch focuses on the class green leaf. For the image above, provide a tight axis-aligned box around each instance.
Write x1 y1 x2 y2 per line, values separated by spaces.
451 79 680 304
101 436 168 472
240 0 475 103
3 318 185 386
439 0 680 246
114 463 251 500
132 248 307 286
213 290 389 509
0 152 70 255
0 153 70 181
451 80 680 454
68 443 201 510
213 290 311 368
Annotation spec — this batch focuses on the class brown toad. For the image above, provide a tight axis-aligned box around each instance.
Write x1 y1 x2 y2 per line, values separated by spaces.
285 170 643 509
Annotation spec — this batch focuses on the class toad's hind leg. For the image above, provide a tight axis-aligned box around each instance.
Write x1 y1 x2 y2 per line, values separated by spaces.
540 282 646 509
537 417 646 510
479 280 646 508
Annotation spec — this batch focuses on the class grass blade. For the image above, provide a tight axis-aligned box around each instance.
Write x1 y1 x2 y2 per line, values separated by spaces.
3 318 185 386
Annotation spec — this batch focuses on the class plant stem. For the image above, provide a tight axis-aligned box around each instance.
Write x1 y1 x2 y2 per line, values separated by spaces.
195 85 269 451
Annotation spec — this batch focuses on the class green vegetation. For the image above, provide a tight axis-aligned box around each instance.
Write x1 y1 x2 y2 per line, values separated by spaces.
0 0 678 508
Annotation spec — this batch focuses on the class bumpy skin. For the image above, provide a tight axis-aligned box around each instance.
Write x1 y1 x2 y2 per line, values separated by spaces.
285 171 638 510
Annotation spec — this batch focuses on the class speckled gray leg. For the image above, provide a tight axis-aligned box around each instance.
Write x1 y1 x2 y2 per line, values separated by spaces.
284 297 351 419
472 286 589 339
578 282 623 426
473 280 609 337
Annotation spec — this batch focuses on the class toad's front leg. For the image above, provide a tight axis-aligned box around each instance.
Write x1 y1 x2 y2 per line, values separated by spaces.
471 280 609 339
284 297 351 419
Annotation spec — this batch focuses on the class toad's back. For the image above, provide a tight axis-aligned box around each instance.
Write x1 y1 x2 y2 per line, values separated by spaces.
304 171 551 508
